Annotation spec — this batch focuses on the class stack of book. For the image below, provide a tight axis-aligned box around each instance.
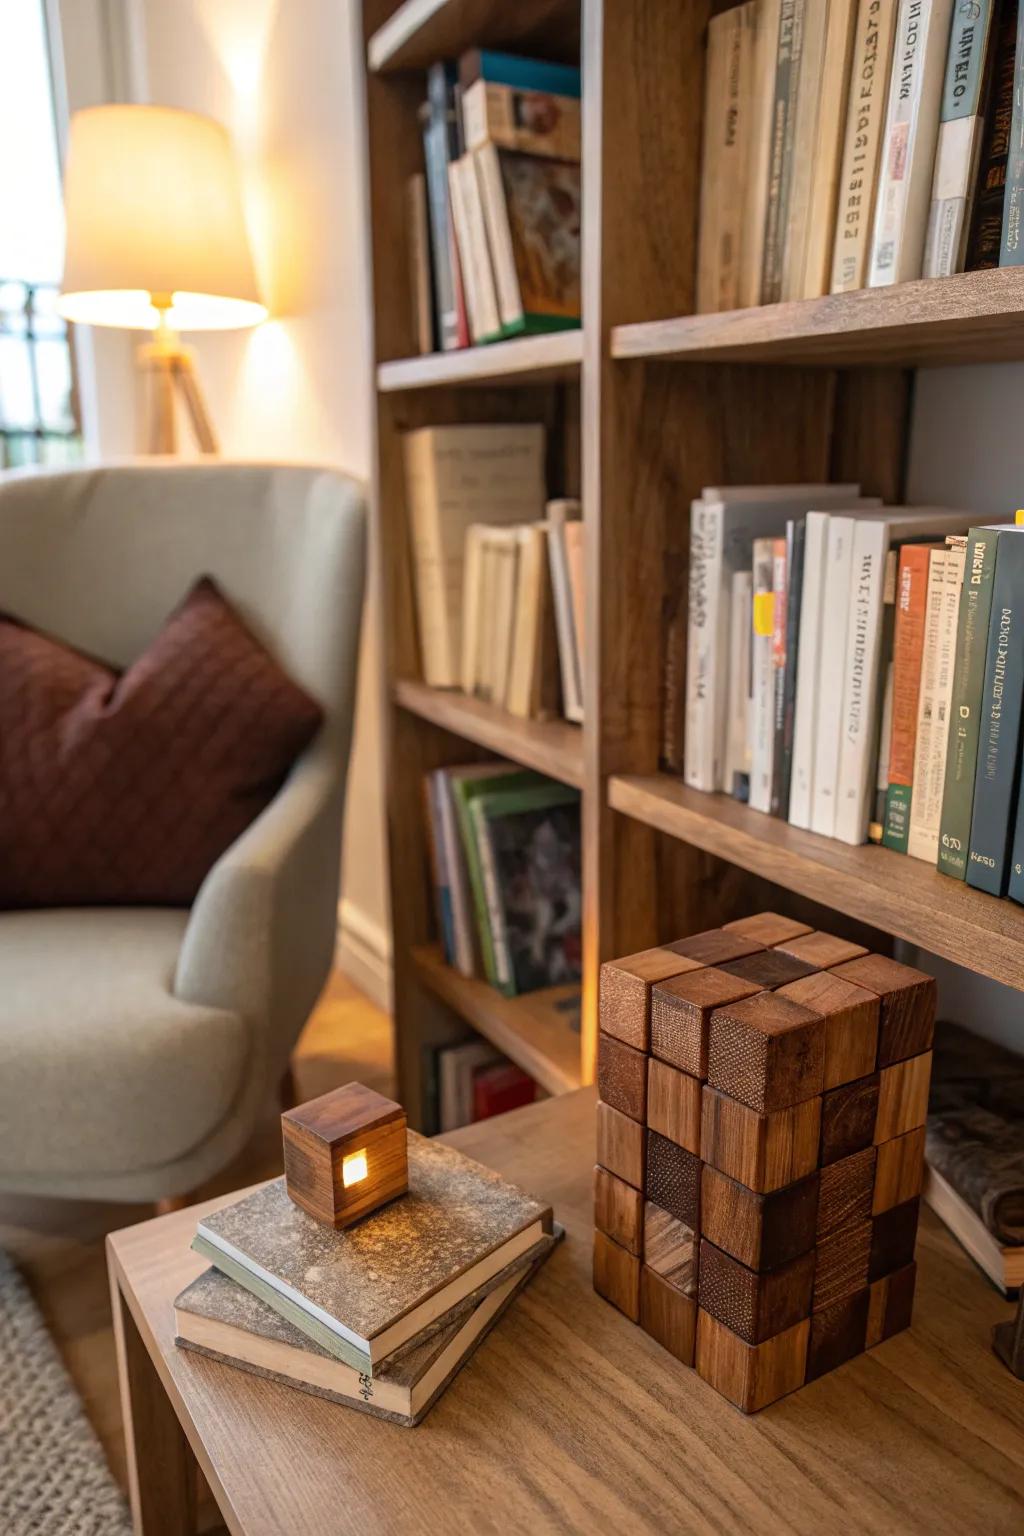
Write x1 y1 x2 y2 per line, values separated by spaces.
411 49 582 352
434 1039 538 1134
174 1133 560 1426
697 0 1022 311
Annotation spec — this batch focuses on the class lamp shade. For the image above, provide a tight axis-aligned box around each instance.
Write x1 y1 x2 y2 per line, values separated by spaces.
58 104 266 331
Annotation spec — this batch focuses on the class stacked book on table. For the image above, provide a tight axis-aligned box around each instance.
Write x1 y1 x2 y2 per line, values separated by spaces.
174 1132 560 1426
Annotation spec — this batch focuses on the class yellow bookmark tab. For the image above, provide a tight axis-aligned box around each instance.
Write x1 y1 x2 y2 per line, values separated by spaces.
1016 509 1024 524
753 592 775 637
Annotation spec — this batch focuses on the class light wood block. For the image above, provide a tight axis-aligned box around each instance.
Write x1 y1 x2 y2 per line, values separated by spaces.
640 1265 697 1366
644 1202 697 1295
594 1165 642 1256
699 1240 814 1346
774 931 869 968
696 1311 810 1415
597 1031 648 1123
720 949 820 990
777 972 880 1091
807 1291 870 1382
870 1198 921 1281
866 1263 917 1348
650 968 762 1079
647 1058 702 1154
596 1101 644 1191
817 1147 876 1240
645 1129 701 1228
872 1127 926 1214
600 947 703 1051
700 1164 820 1273
724 912 813 946
820 1074 880 1165
707 992 825 1112
874 1053 932 1144
701 1087 822 1194
813 1221 872 1313
593 1230 640 1322
831 955 937 1067
667 928 765 967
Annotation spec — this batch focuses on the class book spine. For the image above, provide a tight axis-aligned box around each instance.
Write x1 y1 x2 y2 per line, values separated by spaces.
905 550 950 860
967 0 1018 266
422 115 459 350
777 516 805 817
750 538 777 814
474 147 524 330
967 532 1024 893
780 3 830 301
769 535 789 815
684 500 721 791
425 773 456 964
698 5 757 313
835 519 889 845
461 79 581 161
872 655 895 839
789 511 829 827
938 526 1000 877
725 570 754 799
451 786 499 984
883 543 933 850
546 507 584 724
831 0 900 292
469 797 513 992
1008 761 1024 901
800 0 859 299
811 517 855 837
868 548 899 841
762 0 805 304
740 0 784 306
923 0 997 277
1000 2 1024 262
909 545 965 861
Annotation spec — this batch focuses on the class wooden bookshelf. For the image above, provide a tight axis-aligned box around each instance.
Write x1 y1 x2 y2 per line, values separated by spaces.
378 329 583 391
395 680 584 787
368 0 579 74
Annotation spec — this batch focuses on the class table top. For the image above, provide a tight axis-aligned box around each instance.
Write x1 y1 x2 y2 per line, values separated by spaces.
107 1088 1024 1536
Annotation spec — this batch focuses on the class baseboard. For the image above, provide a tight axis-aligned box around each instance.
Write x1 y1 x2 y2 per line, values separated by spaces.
336 899 393 1013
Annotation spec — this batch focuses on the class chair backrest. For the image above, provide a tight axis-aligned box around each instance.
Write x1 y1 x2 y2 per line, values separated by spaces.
0 462 366 744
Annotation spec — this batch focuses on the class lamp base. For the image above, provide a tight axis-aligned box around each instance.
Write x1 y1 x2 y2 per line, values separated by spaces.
138 329 218 455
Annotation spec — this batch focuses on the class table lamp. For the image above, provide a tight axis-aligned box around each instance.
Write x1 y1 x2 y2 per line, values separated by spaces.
57 104 267 454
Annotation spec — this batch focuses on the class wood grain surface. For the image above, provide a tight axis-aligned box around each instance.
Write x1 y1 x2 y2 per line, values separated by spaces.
599 948 702 1051
777 971 880 1090
699 1240 814 1345
873 1127 927 1215
696 1311 810 1415
643 1201 697 1294
594 1166 642 1256
820 1074 880 1165
706 992 825 1112
700 1164 820 1273
646 1058 702 1154
702 1086 822 1193
650 968 762 1078
597 1032 648 1122
640 1265 697 1365
874 1053 932 1144
774 930 869 968
593 1229 640 1321
596 1100 645 1190
817 1148 877 1240
830 956 937 1067
724 913 813 946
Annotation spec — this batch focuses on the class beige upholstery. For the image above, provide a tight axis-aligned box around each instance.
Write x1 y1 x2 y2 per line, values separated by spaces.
0 463 365 1201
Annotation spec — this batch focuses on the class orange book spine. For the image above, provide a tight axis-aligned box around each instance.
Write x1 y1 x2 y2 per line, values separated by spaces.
882 544 934 852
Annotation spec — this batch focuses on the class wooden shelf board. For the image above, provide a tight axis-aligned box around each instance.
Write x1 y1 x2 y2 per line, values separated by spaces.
368 0 579 74
394 678 584 787
412 944 582 1095
611 268 1024 369
608 773 1024 994
377 329 583 391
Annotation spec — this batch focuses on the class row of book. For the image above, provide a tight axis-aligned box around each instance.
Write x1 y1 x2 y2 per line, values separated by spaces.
424 1039 538 1136
410 49 582 353
698 0 1020 314
424 761 582 996
404 422 584 723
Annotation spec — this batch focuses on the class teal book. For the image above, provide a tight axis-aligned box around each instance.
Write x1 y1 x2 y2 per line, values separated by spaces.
1008 782 1024 902
448 765 545 986
458 49 581 99
1000 0 1024 264
966 528 1024 894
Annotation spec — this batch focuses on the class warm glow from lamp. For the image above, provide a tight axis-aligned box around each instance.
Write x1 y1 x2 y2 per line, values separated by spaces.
342 1150 369 1188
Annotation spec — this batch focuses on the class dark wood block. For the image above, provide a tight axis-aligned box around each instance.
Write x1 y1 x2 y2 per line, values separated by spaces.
666 927 765 967
647 1057 702 1154
773 931 869 968
831 954 937 1067
806 1290 870 1382
866 1262 917 1348
650 968 762 1079
701 1164 819 1272
599 946 704 1051
820 1073 880 1165
594 1165 642 1256
707 991 825 1111
640 1265 697 1366
813 1220 872 1312
593 1230 640 1321
696 1310 809 1414
597 1031 647 1123
699 1238 814 1345
282 1083 407 1229
701 1086 821 1194
869 1198 921 1282
872 1126 926 1214
645 1129 701 1227
724 912 814 946
817 1147 877 1240
596 1101 644 1191
643 1200 697 1294
874 1052 932 1144
719 949 820 990
777 971 879 1091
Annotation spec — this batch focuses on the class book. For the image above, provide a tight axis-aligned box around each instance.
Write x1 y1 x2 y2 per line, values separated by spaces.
773 515 806 816
460 523 486 695
448 153 503 343
908 542 966 861
749 537 778 815
789 509 830 828
883 543 936 850
871 600 897 842
193 1136 553 1375
474 147 581 334
697 2 758 313
967 527 1024 893
406 172 435 354
725 568 754 800
938 525 1003 877
448 764 546 985
923 1162 1024 1291
741 0 785 306
966 0 1018 266
810 514 857 837
403 424 545 689
489 527 520 705
458 50 581 100
780 0 832 301
563 517 585 680
473 1061 537 1120
868 0 956 287
923 0 999 276
423 64 468 350
431 768 475 975
1001 0 1024 262
462 78 581 161
768 531 790 816
425 773 455 964
547 498 584 723
800 0 860 298
831 0 900 292
762 0 806 305
440 1039 500 1131
505 523 560 719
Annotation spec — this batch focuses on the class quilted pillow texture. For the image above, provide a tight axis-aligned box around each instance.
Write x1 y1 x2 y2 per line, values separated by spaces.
0 576 323 908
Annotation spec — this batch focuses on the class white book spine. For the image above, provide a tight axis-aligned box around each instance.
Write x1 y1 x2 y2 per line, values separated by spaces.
923 113 986 276
789 511 829 828
810 516 855 837
908 545 965 859
725 570 754 798
834 519 890 845
749 539 776 814
474 145 524 329
684 499 718 791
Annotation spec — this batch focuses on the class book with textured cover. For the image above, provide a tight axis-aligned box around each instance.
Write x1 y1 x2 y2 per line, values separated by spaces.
967 0 1017 266
967 529 1024 893
884 544 935 851
762 0 806 305
923 0 999 277
697 2 758 313
831 0 900 292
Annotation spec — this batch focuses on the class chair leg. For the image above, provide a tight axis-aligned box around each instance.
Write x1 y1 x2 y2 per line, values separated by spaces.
279 1064 299 1111
154 1195 188 1217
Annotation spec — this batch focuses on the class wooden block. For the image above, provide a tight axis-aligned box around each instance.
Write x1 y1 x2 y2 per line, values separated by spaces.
282 1083 407 1229
723 911 813 946
645 1129 701 1227
874 1052 932 1144
701 1086 821 1194
596 1100 644 1190
816 1147 877 1240
719 949 820 990
773 931 869 968
865 1262 917 1348
820 1073 880 1165
650 968 763 1079
594 1165 642 1256
806 1290 870 1382
872 1126 926 1214
699 1239 814 1345
707 991 824 1111
701 1164 819 1272
640 1265 697 1366
777 972 880 1091
643 1201 697 1294
666 927 765 967
599 946 704 1051
813 1220 872 1312
869 1198 920 1282
696 1310 809 1414
647 1058 702 1154
593 1230 640 1321
597 1031 647 1122
831 954 937 1067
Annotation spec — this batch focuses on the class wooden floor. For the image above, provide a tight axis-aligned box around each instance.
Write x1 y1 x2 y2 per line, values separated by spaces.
0 969 394 1505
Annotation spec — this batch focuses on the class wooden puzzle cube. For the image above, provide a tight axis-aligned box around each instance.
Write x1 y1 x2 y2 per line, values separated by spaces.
282 1082 408 1229
593 915 934 1412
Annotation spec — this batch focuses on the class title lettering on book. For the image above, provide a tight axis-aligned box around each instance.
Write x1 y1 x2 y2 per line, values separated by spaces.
845 554 874 743
837 1 883 279
898 3 923 104
952 23 976 105
983 606 1012 778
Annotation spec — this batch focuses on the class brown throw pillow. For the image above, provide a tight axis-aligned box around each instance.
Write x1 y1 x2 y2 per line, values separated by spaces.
0 576 323 908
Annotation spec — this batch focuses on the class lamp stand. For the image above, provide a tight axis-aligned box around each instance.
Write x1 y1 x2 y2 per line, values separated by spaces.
138 307 218 455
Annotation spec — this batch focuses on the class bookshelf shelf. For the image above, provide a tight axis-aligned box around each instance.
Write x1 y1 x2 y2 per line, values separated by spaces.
368 0 579 74
608 773 1024 994
611 268 1024 370
377 329 583 391
395 679 584 787
412 944 582 1095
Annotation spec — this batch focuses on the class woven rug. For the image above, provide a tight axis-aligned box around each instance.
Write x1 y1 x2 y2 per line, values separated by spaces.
0 1246 131 1535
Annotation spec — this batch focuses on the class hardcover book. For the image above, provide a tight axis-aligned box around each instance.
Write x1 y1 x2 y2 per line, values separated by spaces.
761 0 805 304
967 527 1024 893
462 79 581 161
831 0 900 292
799 0 859 298
966 0 1018 267
474 148 581 334
883 543 936 851
1000 0 1024 263
923 0 999 277
741 0 784 306
907 543 966 862
780 0 832 301
697 2 758 313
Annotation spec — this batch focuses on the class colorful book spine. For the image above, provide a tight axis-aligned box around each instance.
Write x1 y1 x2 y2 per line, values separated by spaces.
966 0 1018 267
769 534 790 815
937 526 1001 877
870 550 900 841
424 64 468 351
923 0 998 277
966 530 1024 894
831 0 900 292
761 0 805 304
883 544 934 850
749 538 778 814
908 546 965 862
1000 1 1024 263
773 516 805 817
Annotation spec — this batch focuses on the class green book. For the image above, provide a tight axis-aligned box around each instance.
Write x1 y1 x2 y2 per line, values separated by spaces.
937 526 1001 878
448 765 544 986
966 527 1024 894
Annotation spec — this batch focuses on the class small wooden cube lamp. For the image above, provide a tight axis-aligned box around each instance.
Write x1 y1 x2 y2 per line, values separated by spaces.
282 1083 408 1229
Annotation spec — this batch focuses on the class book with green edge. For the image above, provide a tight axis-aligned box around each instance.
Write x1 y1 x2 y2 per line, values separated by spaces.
448 765 546 986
